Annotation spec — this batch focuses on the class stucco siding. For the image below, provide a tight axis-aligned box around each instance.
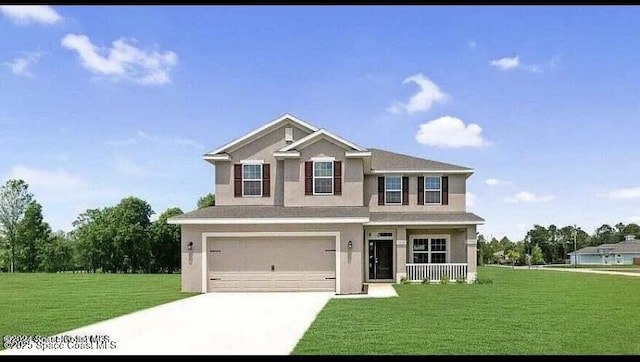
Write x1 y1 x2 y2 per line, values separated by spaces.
364 174 467 212
284 139 364 207
180 223 364 294
215 123 311 206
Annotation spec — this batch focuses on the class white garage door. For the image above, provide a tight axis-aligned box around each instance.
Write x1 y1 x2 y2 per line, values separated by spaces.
207 236 336 292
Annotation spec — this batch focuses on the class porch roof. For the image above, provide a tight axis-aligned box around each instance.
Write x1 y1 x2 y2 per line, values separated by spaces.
366 212 485 225
168 206 370 224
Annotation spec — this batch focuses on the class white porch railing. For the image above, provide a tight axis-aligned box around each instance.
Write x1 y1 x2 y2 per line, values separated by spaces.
406 263 468 282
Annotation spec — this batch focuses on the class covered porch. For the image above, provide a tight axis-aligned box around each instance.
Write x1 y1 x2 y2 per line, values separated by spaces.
364 212 483 284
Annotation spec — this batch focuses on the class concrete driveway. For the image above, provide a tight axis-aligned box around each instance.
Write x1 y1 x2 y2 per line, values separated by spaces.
2 292 333 355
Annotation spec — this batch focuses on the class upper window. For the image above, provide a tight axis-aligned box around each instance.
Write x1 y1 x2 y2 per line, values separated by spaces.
385 176 402 205
313 161 333 194
242 164 262 196
425 176 441 205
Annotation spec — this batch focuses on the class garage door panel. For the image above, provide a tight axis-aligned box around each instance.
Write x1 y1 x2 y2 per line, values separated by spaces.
207 237 336 292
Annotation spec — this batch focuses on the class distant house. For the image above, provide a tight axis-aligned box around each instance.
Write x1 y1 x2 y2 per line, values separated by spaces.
568 235 640 265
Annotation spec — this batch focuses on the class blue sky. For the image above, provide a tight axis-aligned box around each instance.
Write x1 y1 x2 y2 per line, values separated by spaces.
1 5 639 241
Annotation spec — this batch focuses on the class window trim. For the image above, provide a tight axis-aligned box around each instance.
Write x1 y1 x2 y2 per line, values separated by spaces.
312 160 334 195
424 175 442 205
410 235 450 264
384 175 402 205
241 161 263 197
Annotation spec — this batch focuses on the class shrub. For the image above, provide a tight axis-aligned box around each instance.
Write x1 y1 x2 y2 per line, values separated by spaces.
439 274 450 285
399 276 410 284
473 277 493 285
455 275 466 284
421 277 430 284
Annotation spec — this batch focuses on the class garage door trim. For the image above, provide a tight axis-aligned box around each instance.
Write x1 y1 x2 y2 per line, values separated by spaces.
200 231 341 294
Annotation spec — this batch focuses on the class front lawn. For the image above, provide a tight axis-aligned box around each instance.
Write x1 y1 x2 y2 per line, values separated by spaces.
0 273 196 347
294 266 640 354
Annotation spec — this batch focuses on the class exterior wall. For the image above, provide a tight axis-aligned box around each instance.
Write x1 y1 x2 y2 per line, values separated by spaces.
570 252 640 265
284 139 364 207
405 228 469 264
364 174 467 212
180 223 364 294
466 225 477 280
215 123 311 206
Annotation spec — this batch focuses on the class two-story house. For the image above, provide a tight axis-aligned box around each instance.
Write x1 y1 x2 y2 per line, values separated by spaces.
168 114 484 294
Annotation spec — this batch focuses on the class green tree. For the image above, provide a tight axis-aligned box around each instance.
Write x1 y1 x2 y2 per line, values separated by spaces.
621 223 640 241
197 193 215 209
592 224 617 246
15 201 51 272
110 197 154 273
531 244 544 265
506 249 520 268
149 207 183 273
40 231 73 272
0 179 34 272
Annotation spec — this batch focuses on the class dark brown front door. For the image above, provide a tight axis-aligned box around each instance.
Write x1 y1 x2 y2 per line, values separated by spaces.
369 240 393 280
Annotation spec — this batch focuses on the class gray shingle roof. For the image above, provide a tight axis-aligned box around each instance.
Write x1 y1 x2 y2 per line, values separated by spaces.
170 206 370 220
369 148 473 172
368 212 485 224
570 240 640 254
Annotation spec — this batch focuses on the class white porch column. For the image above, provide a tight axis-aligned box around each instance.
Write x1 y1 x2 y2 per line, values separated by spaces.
466 225 477 283
396 226 407 282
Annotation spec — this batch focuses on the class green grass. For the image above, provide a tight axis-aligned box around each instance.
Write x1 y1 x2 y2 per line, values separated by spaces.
294 266 640 355
0 273 196 345
546 264 640 269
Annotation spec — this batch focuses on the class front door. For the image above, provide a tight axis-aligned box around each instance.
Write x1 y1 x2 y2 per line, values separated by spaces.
369 240 393 280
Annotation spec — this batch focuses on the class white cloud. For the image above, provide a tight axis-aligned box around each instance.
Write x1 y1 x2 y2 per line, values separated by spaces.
61 33 178 85
4 165 85 193
485 178 512 186
628 216 640 224
387 73 448 114
599 187 640 200
114 154 148 178
415 116 490 148
4 51 44 78
466 192 476 207
504 191 556 203
490 56 520 71
107 131 203 149
0 5 62 25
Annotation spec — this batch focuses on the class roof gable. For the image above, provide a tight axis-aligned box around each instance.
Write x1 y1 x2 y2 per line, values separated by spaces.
204 113 318 156
277 129 367 152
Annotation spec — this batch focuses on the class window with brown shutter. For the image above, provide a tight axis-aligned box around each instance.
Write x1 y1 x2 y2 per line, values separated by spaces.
417 176 424 205
234 164 242 197
262 163 270 197
333 161 342 195
305 161 313 195
378 177 385 205
402 176 409 205
442 176 448 205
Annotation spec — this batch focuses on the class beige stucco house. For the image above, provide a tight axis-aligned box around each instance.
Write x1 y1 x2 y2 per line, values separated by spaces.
168 113 484 294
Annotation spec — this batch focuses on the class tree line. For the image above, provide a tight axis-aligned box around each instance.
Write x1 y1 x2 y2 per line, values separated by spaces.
0 178 216 273
478 222 640 266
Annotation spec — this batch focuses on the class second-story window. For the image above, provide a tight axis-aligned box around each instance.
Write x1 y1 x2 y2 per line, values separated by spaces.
242 163 262 196
313 161 333 194
425 176 441 204
385 176 402 205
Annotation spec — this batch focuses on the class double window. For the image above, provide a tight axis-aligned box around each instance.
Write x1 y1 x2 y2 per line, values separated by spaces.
313 161 334 194
412 237 448 263
242 163 262 196
385 176 402 205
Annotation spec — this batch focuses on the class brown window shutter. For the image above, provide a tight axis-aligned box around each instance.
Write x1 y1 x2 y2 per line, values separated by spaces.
417 176 424 205
262 163 270 197
305 161 313 195
402 177 409 205
442 176 449 205
378 177 385 205
333 161 342 195
234 164 242 197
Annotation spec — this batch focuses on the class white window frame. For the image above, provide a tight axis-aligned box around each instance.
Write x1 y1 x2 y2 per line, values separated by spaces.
241 161 263 197
312 159 334 195
410 235 450 264
424 175 442 205
384 176 402 205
